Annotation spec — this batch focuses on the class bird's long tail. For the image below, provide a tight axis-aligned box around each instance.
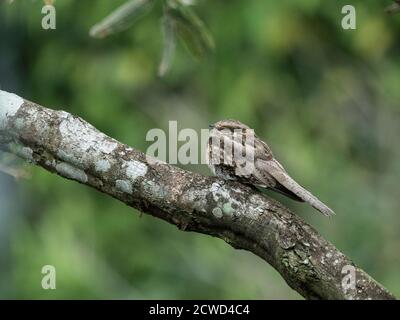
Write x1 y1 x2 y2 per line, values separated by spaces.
263 159 335 217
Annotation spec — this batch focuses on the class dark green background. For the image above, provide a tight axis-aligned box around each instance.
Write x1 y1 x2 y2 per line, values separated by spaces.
0 0 399 299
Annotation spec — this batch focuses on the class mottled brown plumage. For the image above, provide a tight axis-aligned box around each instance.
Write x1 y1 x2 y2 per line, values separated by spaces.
207 119 334 217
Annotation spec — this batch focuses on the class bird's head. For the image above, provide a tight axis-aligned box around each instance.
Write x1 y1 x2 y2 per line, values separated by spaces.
209 119 250 132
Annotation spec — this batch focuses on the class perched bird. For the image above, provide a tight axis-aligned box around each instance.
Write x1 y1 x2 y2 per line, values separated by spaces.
207 119 334 217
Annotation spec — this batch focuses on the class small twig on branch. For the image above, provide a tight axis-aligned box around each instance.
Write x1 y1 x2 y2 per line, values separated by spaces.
0 90 396 300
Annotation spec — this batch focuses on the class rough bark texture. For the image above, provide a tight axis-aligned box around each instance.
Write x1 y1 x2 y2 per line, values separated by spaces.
0 90 396 300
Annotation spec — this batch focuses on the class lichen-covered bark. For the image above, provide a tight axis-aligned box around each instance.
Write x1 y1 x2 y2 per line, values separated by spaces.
0 90 396 300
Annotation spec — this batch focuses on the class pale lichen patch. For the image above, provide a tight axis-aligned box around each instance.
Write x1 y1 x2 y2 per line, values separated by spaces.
0 90 24 130
58 113 118 161
181 189 208 213
57 149 79 166
95 159 111 173
222 202 234 217
210 183 241 217
55 162 88 183
142 180 165 199
21 147 33 161
100 141 118 154
116 179 133 194
125 160 148 180
13 145 33 161
14 118 25 130
212 207 223 218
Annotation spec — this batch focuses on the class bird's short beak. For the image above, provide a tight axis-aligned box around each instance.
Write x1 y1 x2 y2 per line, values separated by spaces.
209 124 215 128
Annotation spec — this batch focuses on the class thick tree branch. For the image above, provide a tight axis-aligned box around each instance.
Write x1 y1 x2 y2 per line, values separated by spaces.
0 90 395 300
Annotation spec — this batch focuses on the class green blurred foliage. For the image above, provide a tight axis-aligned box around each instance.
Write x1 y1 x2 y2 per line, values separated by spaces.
0 0 400 299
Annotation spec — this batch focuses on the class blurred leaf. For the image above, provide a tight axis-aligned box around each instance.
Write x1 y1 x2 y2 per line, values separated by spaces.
385 2 400 15
158 10 177 77
167 0 214 59
178 0 197 5
0 163 30 180
89 0 154 39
